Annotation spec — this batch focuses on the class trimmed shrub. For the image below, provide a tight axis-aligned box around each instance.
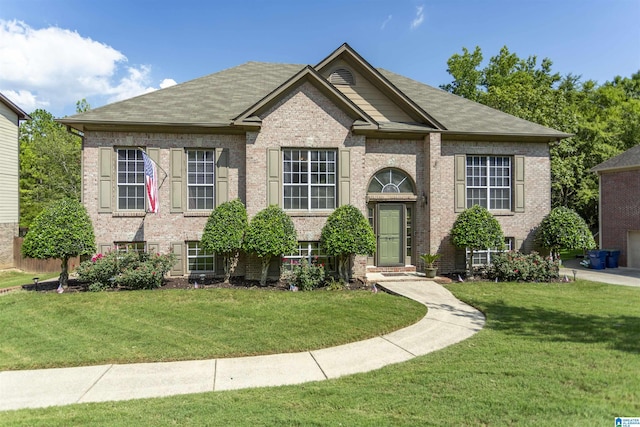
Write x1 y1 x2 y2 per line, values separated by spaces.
77 251 176 291
536 207 596 260
489 251 560 282
451 205 504 275
281 259 326 291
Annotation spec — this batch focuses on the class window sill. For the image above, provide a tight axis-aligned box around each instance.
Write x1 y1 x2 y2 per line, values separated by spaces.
286 210 334 217
112 211 146 217
490 210 515 216
184 211 212 217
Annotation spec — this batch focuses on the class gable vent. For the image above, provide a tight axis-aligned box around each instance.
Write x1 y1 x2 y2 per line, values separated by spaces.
329 68 355 86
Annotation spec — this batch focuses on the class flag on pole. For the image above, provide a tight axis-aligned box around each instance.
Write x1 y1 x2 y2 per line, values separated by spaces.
142 151 159 213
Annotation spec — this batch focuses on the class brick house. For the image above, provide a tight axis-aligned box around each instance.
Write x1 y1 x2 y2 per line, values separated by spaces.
591 144 640 268
0 93 29 269
60 44 568 279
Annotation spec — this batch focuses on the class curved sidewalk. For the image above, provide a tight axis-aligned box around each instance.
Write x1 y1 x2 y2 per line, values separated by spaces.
0 281 485 412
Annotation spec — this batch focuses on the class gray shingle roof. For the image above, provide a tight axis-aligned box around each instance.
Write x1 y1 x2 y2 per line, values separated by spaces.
591 144 640 172
61 61 569 139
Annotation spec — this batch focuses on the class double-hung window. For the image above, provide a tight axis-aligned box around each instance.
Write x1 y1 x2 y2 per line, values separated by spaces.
466 156 511 210
117 149 145 210
187 241 214 272
187 150 215 210
467 238 513 266
282 242 336 272
283 149 336 210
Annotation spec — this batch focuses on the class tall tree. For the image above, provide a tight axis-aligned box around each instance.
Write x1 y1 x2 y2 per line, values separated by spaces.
19 109 82 228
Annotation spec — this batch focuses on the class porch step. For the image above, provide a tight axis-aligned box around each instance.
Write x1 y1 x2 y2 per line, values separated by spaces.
366 265 416 274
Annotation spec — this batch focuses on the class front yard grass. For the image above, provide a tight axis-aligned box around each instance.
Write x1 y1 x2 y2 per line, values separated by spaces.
0 289 425 370
1 279 638 426
0 271 58 290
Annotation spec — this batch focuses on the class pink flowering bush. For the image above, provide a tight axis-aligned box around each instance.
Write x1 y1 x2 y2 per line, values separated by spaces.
489 251 559 282
77 251 176 291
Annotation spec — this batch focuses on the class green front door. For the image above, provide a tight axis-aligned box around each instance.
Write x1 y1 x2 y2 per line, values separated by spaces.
378 204 403 266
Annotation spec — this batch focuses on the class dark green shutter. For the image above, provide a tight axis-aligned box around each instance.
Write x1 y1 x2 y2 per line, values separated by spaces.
454 154 466 213
170 148 184 213
267 148 280 206
170 242 184 276
98 147 113 213
339 149 350 206
216 148 229 205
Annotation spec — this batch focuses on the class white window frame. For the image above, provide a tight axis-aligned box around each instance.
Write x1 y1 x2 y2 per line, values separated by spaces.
466 156 511 210
115 241 146 254
282 242 336 273
283 149 336 210
186 241 215 273
117 149 145 210
467 238 514 267
187 149 215 210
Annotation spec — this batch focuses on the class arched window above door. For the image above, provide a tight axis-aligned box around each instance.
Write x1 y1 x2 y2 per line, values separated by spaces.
368 169 415 194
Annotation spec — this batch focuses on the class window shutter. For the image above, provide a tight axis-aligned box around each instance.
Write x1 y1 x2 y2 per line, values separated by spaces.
216 148 229 205
339 149 351 206
170 148 184 213
515 238 525 252
98 243 112 255
454 154 466 213
454 247 467 271
170 242 184 276
148 242 160 254
514 155 525 213
267 148 280 206
98 147 113 213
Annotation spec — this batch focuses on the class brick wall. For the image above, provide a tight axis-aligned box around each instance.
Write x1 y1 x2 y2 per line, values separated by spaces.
600 169 640 267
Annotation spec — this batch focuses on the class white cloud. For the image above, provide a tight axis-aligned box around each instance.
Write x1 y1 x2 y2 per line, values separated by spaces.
381 15 393 30
0 20 175 116
410 5 425 29
159 78 177 89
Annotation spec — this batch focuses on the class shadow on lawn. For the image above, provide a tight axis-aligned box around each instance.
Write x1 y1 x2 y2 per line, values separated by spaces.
485 302 640 354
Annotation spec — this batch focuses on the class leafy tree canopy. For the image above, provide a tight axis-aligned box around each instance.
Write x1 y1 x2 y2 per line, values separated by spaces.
320 205 376 281
535 206 596 259
21 198 96 287
243 205 297 285
450 205 504 274
201 199 248 283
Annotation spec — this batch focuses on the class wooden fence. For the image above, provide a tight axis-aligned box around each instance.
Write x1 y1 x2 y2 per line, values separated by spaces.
13 237 80 273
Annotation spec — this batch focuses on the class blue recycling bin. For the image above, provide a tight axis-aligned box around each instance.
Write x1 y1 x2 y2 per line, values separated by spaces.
606 250 620 268
588 250 607 270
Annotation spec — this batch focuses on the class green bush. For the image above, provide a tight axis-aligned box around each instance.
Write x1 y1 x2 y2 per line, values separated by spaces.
320 205 376 282
489 251 560 282
77 251 176 291
536 207 596 260
281 259 326 291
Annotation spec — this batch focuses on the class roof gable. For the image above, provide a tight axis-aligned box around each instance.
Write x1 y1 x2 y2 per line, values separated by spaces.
0 92 30 120
233 65 377 128
591 144 640 173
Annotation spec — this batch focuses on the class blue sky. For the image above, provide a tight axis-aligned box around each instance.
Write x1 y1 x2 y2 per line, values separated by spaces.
1 0 639 118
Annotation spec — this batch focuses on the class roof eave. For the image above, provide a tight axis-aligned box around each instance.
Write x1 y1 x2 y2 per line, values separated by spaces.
0 92 31 120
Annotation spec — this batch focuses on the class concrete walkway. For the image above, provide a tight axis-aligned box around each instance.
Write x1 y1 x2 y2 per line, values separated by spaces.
0 280 484 412
560 258 640 287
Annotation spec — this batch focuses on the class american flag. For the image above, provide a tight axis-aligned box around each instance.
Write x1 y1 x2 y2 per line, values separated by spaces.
142 151 159 213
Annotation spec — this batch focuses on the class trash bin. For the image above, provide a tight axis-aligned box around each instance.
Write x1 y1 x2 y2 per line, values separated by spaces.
605 250 620 268
588 250 607 270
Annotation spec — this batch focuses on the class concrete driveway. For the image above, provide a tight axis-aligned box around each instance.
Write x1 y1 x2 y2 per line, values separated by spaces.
560 258 640 287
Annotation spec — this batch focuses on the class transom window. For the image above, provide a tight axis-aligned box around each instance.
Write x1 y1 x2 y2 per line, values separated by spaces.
282 242 336 272
117 149 145 210
466 156 511 210
368 169 414 193
187 150 215 210
283 149 336 210
187 241 214 272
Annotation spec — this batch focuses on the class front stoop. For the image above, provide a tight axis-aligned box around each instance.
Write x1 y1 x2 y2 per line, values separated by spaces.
365 266 452 284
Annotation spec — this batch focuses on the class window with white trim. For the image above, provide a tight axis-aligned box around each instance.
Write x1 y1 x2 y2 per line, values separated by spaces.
187 241 214 272
282 242 336 272
467 238 514 266
283 149 336 210
115 241 146 254
117 149 145 210
187 150 215 210
466 156 511 210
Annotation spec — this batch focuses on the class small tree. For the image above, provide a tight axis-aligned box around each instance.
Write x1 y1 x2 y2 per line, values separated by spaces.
320 205 376 282
201 199 248 283
243 205 297 286
450 205 504 275
536 206 596 260
21 198 96 287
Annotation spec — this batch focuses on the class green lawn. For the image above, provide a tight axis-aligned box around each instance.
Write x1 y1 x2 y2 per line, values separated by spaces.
1 280 639 426
0 289 425 370
0 271 58 290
